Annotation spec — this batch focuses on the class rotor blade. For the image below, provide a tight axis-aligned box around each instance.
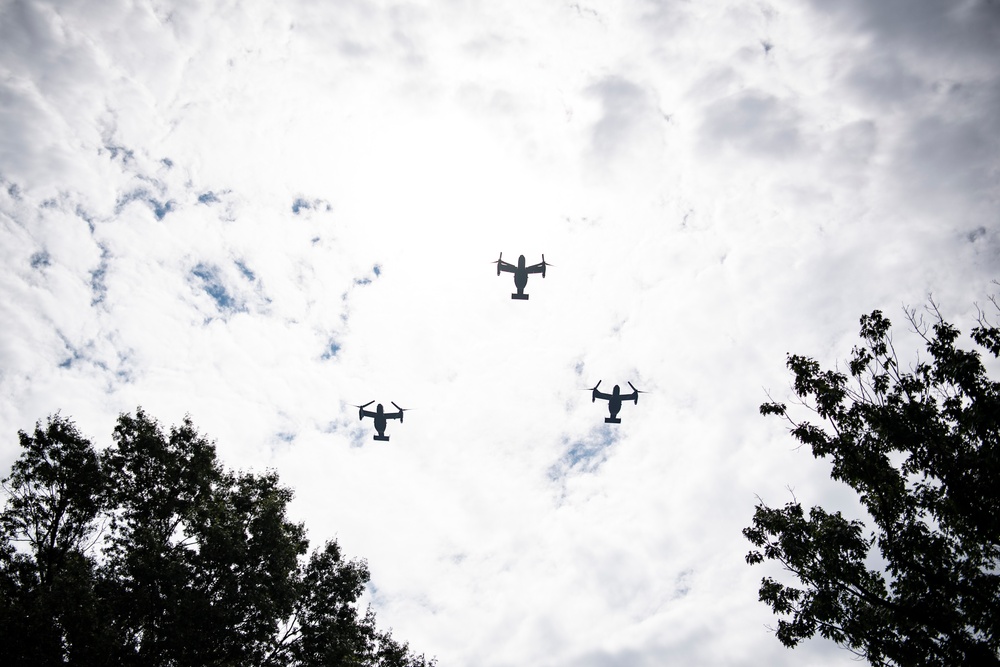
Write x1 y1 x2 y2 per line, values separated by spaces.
352 401 375 409
390 401 409 423
587 380 602 402
627 381 647 394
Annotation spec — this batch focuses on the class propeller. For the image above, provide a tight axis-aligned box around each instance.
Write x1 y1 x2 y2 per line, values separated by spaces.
541 253 549 278
628 381 647 404
493 252 503 276
353 401 374 419
585 380 602 402
391 401 411 422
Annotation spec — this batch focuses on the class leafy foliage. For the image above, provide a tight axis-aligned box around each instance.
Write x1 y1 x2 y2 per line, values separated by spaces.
0 409 435 667
745 305 1000 666
0 416 107 664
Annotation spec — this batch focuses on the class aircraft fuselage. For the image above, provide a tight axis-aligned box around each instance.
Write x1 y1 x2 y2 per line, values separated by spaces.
511 255 529 296
607 386 622 419
607 398 622 419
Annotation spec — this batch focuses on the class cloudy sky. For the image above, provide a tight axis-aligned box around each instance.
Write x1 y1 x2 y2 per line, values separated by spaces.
2 0 998 664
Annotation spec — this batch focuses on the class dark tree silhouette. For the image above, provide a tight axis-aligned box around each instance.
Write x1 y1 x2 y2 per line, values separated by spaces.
0 416 108 664
745 303 1000 666
0 409 434 667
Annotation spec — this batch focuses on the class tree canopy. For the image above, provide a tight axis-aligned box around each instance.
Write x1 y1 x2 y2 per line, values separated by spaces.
745 304 1000 666
0 408 434 667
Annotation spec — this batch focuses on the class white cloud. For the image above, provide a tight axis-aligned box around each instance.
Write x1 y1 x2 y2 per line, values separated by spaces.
1 0 998 665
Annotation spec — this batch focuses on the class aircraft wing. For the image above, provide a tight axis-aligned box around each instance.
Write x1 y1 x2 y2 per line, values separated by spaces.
496 260 517 273
620 391 638 403
524 262 545 274
385 410 404 421
359 409 378 419
593 390 614 401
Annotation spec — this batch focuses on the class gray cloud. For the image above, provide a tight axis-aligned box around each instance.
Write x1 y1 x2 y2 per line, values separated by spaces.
809 0 1000 61
586 76 665 166
845 54 927 109
699 91 804 158
897 104 1000 205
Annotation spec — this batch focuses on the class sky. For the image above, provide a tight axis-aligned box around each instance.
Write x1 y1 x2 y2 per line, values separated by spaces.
1 0 998 664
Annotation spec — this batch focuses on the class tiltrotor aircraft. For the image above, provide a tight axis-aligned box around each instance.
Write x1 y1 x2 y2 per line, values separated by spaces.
493 253 549 300
355 401 409 441
589 381 645 423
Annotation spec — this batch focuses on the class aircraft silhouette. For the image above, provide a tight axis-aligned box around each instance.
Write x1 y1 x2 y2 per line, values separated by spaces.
355 401 409 441
589 381 645 424
493 253 549 300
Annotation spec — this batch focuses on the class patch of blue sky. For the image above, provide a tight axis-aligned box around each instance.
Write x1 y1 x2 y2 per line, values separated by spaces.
672 569 693 599
197 191 220 204
151 199 174 220
116 189 158 215
58 339 133 386
548 425 620 481
59 355 111 373
90 245 110 305
114 355 135 383
235 260 256 282
114 188 174 219
75 205 95 232
291 197 331 215
4 180 22 200
322 340 341 360
56 332 90 371
353 265 381 286
276 431 296 443
115 188 148 213
191 263 241 312
30 251 50 269
103 144 134 163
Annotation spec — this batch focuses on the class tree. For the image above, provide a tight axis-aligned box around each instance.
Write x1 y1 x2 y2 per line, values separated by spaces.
0 415 108 664
744 304 1000 666
97 410 309 665
289 540 427 667
0 409 435 667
